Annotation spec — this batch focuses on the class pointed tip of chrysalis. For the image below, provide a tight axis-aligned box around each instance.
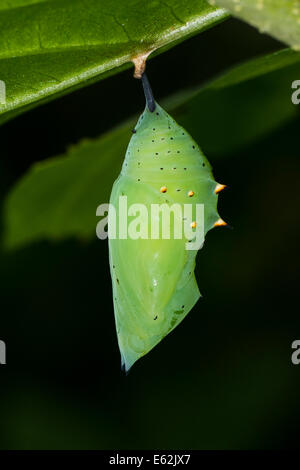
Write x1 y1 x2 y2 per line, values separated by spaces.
121 355 133 375
215 183 227 194
122 367 131 376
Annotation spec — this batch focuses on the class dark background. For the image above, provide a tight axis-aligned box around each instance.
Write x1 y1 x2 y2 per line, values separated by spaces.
0 18 299 449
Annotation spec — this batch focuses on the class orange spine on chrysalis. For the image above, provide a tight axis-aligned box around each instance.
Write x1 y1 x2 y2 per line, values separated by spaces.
215 183 227 194
214 218 228 228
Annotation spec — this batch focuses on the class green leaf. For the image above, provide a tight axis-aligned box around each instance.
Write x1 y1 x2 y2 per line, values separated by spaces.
208 0 300 50
171 48 300 155
2 48 300 250
0 0 228 125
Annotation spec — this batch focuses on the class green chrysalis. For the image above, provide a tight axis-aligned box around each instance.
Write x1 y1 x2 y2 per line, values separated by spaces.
109 74 225 372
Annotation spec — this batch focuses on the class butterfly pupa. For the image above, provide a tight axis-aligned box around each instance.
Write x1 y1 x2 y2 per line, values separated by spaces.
108 73 225 372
